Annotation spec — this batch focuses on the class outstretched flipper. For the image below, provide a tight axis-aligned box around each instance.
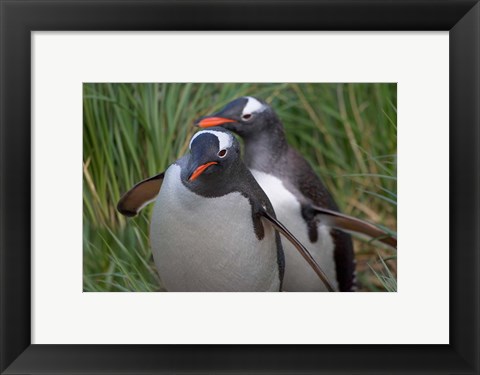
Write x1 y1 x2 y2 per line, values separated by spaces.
311 205 397 249
260 209 336 292
117 172 164 217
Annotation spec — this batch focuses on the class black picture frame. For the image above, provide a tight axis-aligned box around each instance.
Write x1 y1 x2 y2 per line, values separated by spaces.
1 0 479 373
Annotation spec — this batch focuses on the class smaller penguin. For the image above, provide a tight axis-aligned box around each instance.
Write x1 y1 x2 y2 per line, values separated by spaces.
117 128 334 292
196 96 397 292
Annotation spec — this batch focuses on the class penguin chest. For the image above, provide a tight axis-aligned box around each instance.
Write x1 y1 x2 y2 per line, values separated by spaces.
149 165 280 292
250 169 338 292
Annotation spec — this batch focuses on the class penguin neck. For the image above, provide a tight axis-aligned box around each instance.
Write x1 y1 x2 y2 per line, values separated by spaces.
243 124 288 171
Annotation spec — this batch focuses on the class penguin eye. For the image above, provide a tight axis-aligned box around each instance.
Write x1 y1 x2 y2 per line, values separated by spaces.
241 113 252 121
218 149 227 158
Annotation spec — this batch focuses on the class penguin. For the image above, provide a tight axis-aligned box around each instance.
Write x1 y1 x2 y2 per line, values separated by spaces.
117 128 335 292
195 96 397 292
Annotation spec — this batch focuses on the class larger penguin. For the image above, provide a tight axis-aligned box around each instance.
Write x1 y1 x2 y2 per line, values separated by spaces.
117 128 334 292
196 97 396 292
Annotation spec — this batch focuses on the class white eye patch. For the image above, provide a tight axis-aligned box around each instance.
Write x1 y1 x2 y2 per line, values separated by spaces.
242 97 266 116
189 130 233 151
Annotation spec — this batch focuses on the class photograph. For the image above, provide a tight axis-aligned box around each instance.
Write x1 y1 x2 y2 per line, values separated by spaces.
83 83 397 292
3 0 478 372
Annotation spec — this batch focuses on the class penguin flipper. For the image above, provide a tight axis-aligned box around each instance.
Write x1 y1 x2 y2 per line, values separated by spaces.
117 172 164 217
311 205 397 249
260 210 336 292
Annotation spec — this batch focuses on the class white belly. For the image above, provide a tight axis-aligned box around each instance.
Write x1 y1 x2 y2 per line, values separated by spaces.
251 169 338 292
150 165 280 292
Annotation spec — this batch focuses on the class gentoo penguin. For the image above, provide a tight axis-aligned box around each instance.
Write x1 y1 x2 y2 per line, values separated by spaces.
117 128 335 292
195 97 397 292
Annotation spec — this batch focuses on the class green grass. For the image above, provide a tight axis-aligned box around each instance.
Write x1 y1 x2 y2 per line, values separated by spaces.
83 83 397 292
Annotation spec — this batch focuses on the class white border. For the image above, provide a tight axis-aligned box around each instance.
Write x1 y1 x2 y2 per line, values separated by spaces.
32 32 449 344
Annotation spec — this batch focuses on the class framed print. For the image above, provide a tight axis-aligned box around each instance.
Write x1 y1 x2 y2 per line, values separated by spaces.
1 0 479 374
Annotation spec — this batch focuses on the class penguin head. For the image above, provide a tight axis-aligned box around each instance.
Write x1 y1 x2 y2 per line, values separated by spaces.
184 128 241 184
194 97 277 137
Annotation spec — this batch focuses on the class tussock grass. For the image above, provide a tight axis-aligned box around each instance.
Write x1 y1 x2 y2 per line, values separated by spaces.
83 83 397 292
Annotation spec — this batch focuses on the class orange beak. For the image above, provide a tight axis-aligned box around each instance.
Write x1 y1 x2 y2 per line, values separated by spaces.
197 117 236 128
189 162 218 181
